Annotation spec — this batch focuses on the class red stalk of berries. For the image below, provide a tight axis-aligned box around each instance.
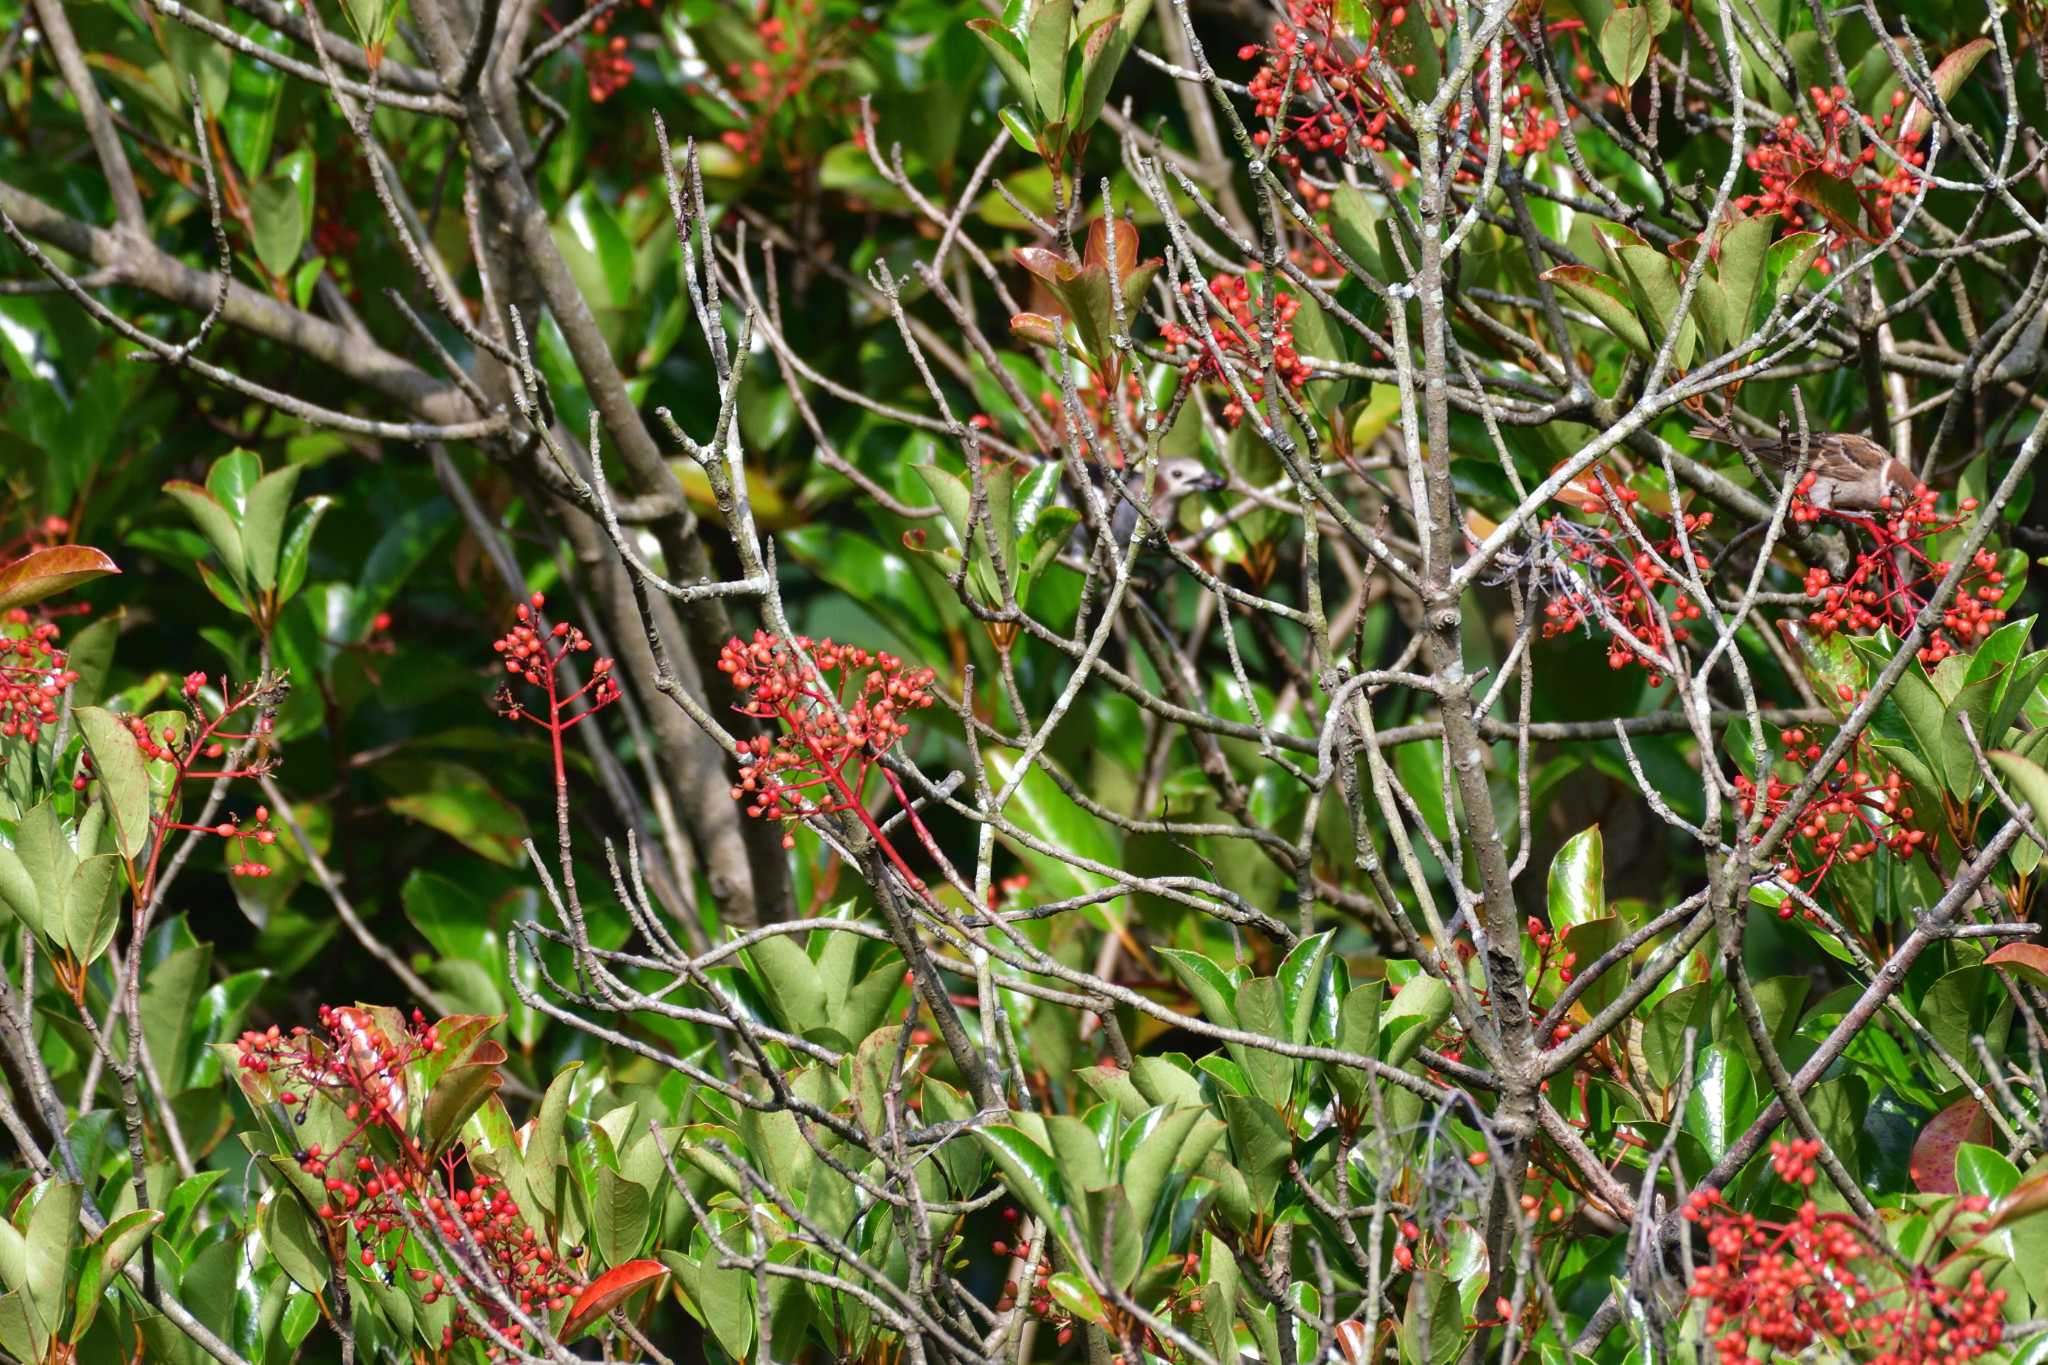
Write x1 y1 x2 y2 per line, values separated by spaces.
1793 487 2005 666
1160 271 1311 427
1685 1140 2006 1365
1737 86 1928 270
491 591 620 789
1241 0 1412 164
718 630 940 887
1735 725 1925 896
1535 480 1712 689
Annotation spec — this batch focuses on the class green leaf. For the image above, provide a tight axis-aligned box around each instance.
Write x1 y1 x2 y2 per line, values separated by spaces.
1716 215 1773 342
1401 1269 1465 1365
0 1291 45 1364
984 749 1124 925
24 1181 81 1333
1547 826 1605 927
62 613 120 709
248 176 308 280
1156 948 1238 1030
1072 0 1151 134
1683 1044 1753 1164
1599 6 1651 87
1542 265 1654 356
1220 1095 1292 1211
1875 658 1972 796
75 708 152 858
141 943 212 1093
1763 231 1825 303
593 1163 652 1267
1613 243 1695 364
63 854 121 966
380 760 530 866
163 481 248 593
1046 1270 1107 1323
275 495 331 608
1232 978 1295 1106
1027 0 1073 127
261 1194 328 1296
239 463 301 594
967 20 1038 118
1120 1106 1221 1244
70 1208 161 1344
1379 977 1452 1068
1991 751 2048 833
1374 0 1439 100
1045 1114 1110 1239
422 1036 506 1159
0 842 39 933
1275 930 1335 1048
974 1123 1066 1234
745 932 828 1036
1329 980 1385 1111
662 1247 753 1359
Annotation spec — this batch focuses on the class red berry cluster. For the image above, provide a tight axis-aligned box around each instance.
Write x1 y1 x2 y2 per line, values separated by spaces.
236 1007 440 1152
719 631 937 863
1391 1214 1422 1271
994 1210 1074 1346
0 609 75 744
1160 272 1310 425
1525 916 1580 986
1536 488 1712 688
1795 490 2005 665
236 1010 579 1357
1734 726 1922 895
583 34 632 102
490 594 620 795
1737 87 1928 267
491 592 619 722
1241 0 1409 162
1685 1141 2005 1365
687 4 870 170
1439 44 1559 175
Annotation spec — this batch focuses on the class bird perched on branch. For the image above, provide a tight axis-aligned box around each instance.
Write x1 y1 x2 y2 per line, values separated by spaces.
1098 456 1227 551
1689 417 1915 512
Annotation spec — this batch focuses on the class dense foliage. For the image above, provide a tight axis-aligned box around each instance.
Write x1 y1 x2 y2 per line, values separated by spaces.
3 0 2048 1361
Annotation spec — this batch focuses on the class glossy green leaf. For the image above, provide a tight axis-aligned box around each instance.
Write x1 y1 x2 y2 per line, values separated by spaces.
75 708 151 858
1547 826 1606 927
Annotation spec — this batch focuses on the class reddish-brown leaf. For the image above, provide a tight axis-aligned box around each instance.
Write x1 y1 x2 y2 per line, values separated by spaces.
1010 312 1062 347
1986 1168 2048 1231
1985 943 2048 989
1902 38 1994 143
1784 170 1874 244
561 1258 668 1341
1083 216 1139 278
1013 246 1074 286
1911 1097 1991 1194
0 545 120 613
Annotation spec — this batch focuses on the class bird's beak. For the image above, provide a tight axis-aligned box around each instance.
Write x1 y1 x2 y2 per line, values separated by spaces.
1191 470 1227 493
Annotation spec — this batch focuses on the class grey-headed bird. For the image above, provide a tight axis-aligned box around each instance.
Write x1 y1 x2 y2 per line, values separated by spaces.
1104 456 1227 550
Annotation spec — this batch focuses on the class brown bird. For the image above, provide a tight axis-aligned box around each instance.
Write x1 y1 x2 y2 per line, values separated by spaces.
1689 419 1917 512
